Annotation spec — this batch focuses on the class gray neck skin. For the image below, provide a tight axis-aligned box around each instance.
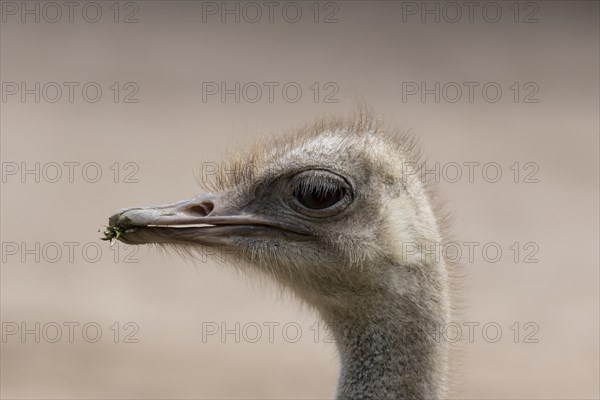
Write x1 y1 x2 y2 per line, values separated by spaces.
321 290 448 400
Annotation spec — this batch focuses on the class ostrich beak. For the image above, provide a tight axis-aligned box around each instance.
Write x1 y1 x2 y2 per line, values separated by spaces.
104 194 311 246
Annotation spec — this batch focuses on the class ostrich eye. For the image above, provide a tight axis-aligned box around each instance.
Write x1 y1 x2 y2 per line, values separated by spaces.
293 182 345 210
287 170 353 217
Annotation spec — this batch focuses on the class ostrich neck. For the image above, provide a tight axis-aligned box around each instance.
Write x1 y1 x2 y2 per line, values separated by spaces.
321 280 449 400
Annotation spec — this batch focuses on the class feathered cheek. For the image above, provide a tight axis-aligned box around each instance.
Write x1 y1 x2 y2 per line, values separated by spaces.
381 197 423 264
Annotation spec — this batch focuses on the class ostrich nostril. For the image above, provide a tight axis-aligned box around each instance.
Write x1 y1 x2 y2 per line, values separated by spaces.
187 201 214 217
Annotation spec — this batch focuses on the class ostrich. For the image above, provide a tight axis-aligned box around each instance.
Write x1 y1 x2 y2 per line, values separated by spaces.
104 109 456 399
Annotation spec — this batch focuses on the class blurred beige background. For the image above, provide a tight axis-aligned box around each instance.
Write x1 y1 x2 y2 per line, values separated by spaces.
1 1 598 399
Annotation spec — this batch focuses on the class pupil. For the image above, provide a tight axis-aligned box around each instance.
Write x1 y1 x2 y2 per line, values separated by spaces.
295 185 343 210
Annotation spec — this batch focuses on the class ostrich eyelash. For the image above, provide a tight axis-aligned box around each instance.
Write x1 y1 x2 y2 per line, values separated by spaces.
294 180 344 199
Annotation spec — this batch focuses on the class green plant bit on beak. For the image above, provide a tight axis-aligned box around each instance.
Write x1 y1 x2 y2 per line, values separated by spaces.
101 226 126 246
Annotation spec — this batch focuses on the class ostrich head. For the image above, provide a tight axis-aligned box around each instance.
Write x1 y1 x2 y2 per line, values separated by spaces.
106 110 452 399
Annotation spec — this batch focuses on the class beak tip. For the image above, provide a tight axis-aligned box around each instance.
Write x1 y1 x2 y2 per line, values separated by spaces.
108 213 120 227
108 209 138 229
